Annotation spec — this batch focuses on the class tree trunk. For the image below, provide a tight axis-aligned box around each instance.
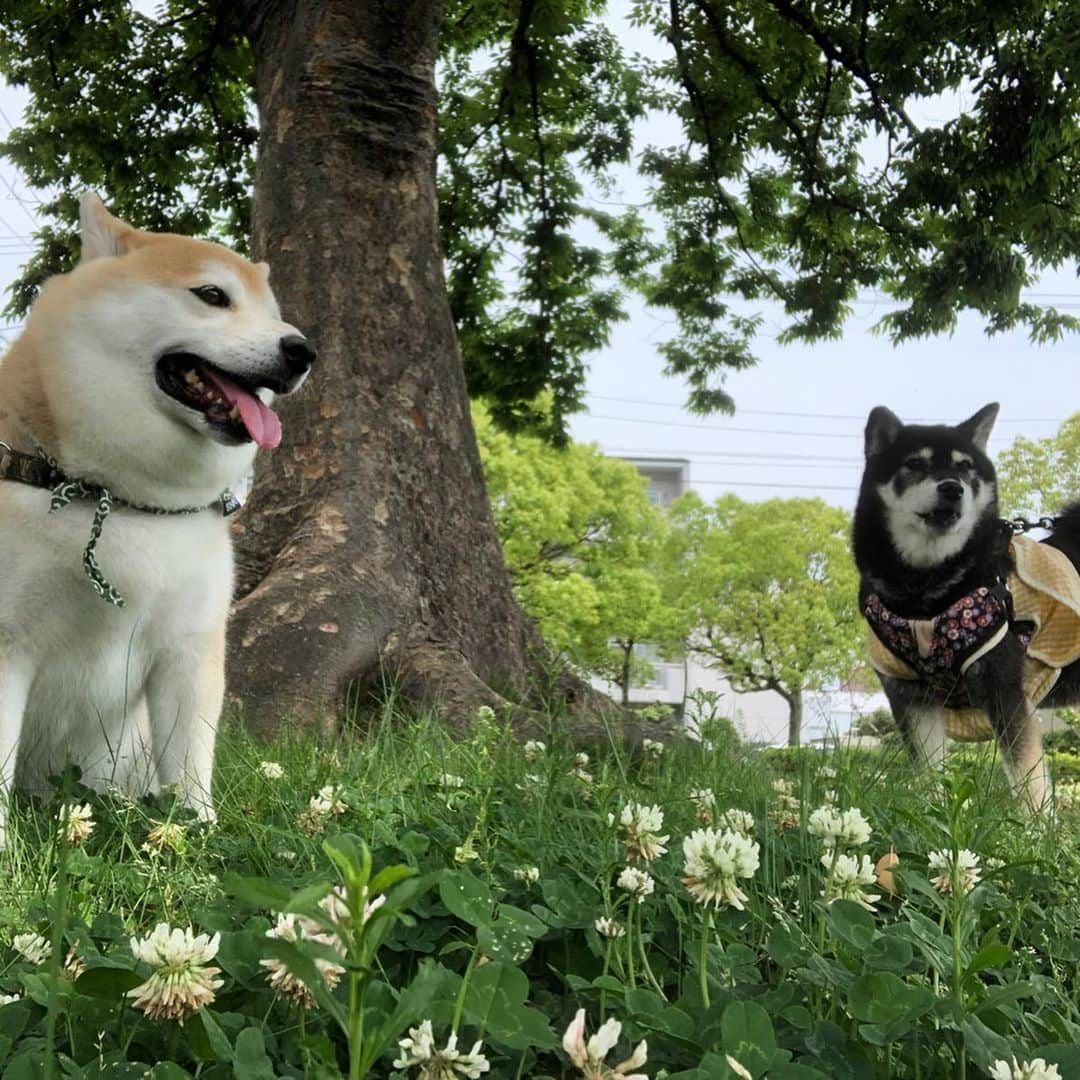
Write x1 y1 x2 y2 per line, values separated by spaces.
229 0 669 743
786 688 803 748
619 641 634 707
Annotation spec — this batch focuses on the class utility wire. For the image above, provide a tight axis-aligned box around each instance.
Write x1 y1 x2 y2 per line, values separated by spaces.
586 394 1068 424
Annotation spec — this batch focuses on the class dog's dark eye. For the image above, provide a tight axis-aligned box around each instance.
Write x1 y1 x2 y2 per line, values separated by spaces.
956 460 973 472
190 285 230 308
904 457 928 472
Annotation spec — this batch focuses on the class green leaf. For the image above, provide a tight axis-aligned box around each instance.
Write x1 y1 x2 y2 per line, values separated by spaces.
186 1010 234 1064
0 1004 29 1041
322 834 371 890
846 973 936 1025
1034 1046 1080 1073
440 870 494 928
464 961 556 1051
398 831 431 856
827 901 876 953
476 905 546 965
223 874 291 912
369 863 418 897
964 942 1011 978
233 1027 276 1080
721 1001 782 1075
73 967 143 1000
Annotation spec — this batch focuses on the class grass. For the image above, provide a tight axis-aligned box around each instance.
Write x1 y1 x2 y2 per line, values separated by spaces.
0 699 1078 1077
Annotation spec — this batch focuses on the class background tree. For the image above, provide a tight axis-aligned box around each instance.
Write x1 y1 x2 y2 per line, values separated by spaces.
997 414 1080 518
0 1 1077 729
667 494 861 746
475 408 683 702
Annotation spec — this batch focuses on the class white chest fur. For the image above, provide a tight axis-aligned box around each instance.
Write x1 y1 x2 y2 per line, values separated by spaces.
0 481 231 818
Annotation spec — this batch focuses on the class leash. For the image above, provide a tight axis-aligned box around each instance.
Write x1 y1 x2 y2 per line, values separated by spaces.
1004 515 1059 535
0 440 241 607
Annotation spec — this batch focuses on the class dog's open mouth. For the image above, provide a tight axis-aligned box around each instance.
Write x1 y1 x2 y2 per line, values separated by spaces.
155 352 282 449
919 508 962 529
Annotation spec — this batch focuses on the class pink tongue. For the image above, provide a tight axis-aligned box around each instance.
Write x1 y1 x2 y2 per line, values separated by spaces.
201 367 282 449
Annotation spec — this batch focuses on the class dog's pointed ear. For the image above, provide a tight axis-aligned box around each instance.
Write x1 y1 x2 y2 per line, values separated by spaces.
78 192 146 261
865 406 903 457
956 402 999 453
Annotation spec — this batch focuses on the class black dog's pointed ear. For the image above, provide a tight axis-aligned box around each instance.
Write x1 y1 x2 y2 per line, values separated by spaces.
956 403 999 453
865 406 903 457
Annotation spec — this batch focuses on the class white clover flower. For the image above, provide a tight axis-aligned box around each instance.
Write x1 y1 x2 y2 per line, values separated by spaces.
819 765 837 780
928 849 982 896
619 803 669 863
297 785 348 835
476 705 496 723
821 852 881 911
523 740 546 762
594 916 627 939
771 778 801 817
259 760 285 780
642 738 664 759
261 912 345 1008
807 806 871 848
682 828 760 911
394 1019 491 1078
13 933 51 966
715 809 754 837
562 1008 648 1080
439 774 466 790
59 803 95 845
317 884 386 930
513 866 540 885
989 1058 1062 1080
143 820 188 855
823 789 838 806
127 924 222 1024
616 866 655 904
689 788 716 824
571 752 593 785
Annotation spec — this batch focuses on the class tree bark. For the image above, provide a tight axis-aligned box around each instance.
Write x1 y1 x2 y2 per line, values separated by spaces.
619 641 633 707
228 0 671 744
786 688 803 748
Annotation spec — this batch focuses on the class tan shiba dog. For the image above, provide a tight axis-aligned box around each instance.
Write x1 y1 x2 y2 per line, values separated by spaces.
0 194 314 841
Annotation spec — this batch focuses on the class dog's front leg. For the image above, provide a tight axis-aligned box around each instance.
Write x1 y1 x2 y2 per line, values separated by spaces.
145 631 224 822
965 641 1048 812
881 678 947 766
0 659 31 847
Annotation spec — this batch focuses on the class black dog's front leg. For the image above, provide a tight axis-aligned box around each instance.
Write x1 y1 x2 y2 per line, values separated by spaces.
877 675 947 767
963 634 1048 810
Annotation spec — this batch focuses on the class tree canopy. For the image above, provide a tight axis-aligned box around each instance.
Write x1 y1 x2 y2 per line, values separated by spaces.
2 1 1078 439
997 414 1080 518
475 407 682 698
666 493 861 743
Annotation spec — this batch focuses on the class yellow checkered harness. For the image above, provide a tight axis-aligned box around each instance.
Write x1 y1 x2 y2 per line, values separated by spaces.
865 536 1080 740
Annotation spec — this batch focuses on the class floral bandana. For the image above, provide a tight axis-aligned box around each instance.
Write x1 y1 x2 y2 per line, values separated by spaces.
863 583 1021 706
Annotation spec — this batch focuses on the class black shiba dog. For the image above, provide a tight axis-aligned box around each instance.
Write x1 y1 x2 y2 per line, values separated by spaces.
853 403 1080 808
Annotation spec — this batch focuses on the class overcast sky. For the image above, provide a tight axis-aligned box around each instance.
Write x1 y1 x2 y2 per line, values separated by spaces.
0 30 1077 516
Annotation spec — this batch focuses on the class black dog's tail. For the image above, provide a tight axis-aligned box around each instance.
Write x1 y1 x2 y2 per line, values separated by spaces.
1042 502 1080 568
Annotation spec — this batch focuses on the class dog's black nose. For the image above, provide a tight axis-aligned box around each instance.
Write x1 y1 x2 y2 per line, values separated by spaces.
937 479 964 502
280 334 316 374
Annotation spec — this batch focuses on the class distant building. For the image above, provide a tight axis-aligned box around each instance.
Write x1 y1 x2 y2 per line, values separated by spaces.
617 456 691 508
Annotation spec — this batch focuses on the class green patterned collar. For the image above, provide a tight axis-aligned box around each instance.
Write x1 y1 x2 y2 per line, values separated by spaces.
0 441 241 607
